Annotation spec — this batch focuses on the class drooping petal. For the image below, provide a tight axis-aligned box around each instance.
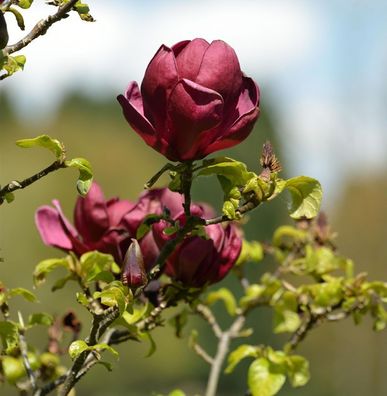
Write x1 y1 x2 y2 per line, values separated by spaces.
203 77 260 155
35 206 75 251
106 198 135 227
174 38 209 81
117 82 159 149
166 79 224 160
141 45 179 134
74 182 109 243
196 40 242 105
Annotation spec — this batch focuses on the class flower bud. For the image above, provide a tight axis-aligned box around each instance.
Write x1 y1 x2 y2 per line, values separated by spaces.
121 239 147 288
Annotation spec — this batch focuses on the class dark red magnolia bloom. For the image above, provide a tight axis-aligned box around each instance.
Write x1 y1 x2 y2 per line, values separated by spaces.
118 38 260 162
35 183 134 264
146 189 242 287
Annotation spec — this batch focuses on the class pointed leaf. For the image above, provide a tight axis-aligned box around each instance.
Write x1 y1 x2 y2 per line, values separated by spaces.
205 288 237 316
68 340 88 360
16 134 64 159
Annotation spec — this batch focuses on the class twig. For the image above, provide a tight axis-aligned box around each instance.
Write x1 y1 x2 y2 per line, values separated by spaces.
192 342 214 365
195 303 222 338
204 315 245 396
0 160 65 204
3 0 79 55
18 312 37 392
182 161 193 217
58 307 120 396
205 199 260 226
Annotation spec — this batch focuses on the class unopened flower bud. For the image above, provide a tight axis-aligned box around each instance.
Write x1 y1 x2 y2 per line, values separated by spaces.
122 239 147 288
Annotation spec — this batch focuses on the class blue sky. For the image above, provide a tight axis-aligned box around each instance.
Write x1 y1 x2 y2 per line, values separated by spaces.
2 0 386 202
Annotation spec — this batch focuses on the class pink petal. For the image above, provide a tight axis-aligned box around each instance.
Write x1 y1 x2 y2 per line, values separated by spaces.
175 38 210 81
35 206 75 251
166 78 224 160
107 198 135 227
141 45 179 135
196 40 242 105
117 82 159 148
74 182 109 243
203 77 260 155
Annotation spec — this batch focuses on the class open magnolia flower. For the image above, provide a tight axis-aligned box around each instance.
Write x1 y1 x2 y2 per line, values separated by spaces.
35 183 134 264
118 38 260 162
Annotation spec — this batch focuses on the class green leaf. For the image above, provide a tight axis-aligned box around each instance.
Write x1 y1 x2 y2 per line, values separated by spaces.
286 355 310 387
33 257 69 287
0 321 19 353
28 312 53 327
1 356 26 384
65 157 93 196
205 288 237 316
169 309 188 338
239 284 265 309
248 358 286 396
225 344 260 374
89 343 119 359
80 251 116 283
76 292 89 307
285 176 322 219
94 283 129 315
68 340 88 360
168 390 186 396
51 274 74 292
96 361 113 372
8 287 37 302
121 303 150 326
140 331 156 357
273 291 301 333
16 134 64 159
17 0 34 9
236 240 264 266
4 192 15 203
8 7 25 30
1 54 26 78
272 225 307 248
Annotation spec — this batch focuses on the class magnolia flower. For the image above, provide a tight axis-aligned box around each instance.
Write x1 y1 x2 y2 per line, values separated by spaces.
118 38 260 161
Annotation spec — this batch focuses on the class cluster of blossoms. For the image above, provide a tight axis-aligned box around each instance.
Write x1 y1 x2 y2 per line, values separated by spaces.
36 38 259 290
36 183 242 288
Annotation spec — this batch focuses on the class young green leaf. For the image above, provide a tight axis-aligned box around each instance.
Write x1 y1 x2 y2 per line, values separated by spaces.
285 176 322 219
0 321 19 353
68 340 89 360
248 357 286 396
28 312 54 327
65 157 93 196
205 288 237 316
8 287 37 303
286 355 310 387
16 134 64 159
33 257 70 287
225 344 260 374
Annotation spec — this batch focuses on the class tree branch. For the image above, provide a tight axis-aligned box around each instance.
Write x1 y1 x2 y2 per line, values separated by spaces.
0 160 65 204
4 0 79 55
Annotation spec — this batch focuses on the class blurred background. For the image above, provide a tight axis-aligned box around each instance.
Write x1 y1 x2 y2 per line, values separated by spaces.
1 0 386 395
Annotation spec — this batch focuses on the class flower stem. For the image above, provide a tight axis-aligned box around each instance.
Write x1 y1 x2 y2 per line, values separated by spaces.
182 161 193 217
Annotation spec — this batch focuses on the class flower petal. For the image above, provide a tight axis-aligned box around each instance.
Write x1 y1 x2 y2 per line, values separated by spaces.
174 38 210 81
196 40 242 105
141 44 179 134
35 206 75 251
106 198 135 227
166 78 224 160
117 82 159 148
74 182 109 243
203 77 260 154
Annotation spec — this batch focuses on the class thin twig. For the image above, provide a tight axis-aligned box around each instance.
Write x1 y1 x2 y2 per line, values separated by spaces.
0 160 65 204
192 342 214 365
204 315 245 396
182 161 193 217
18 312 37 393
195 303 222 338
4 0 79 55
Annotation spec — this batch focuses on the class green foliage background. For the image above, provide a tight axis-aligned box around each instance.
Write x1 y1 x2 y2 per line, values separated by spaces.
0 93 386 395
